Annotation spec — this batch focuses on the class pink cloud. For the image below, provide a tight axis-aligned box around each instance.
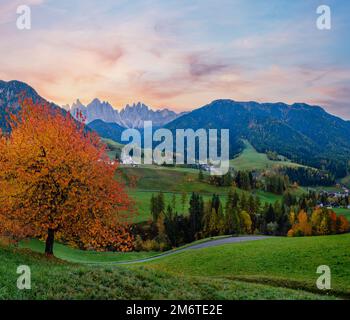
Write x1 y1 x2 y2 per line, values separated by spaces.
0 1 349 119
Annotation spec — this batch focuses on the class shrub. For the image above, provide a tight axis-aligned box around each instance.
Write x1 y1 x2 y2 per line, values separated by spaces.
134 235 144 252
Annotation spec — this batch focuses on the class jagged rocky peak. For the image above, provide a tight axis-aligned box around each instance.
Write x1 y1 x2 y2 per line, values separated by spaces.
65 98 182 128
72 98 85 109
87 98 114 110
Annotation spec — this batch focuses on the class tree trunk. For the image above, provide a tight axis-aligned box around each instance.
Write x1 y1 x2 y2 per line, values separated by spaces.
45 228 55 256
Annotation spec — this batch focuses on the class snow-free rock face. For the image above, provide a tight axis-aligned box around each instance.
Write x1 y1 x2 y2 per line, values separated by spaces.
119 102 181 128
69 99 87 118
67 99 183 128
86 99 121 124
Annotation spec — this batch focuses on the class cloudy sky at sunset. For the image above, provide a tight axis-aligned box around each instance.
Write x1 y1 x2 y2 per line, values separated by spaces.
0 0 349 118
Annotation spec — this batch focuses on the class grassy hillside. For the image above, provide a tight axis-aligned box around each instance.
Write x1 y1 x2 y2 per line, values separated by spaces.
230 140 304 171
9 234 350 299
19 236 238 264
104 135 327 223
119 166 221 193
145 234 350 298
340 175 350 188
19 239 158 263
108 138 305 173
117 164 307 222
128 190 225 222
101 138 124 160
101 137 311 222
129 189 289 222
0 243 333 300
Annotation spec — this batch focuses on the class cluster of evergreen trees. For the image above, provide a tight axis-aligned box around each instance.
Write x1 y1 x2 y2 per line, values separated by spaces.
262 174 289 194
266 151 280 161
205 170 255 190
147 190 276 248
281 167 335 186
205 169 291 195
143 188 350 250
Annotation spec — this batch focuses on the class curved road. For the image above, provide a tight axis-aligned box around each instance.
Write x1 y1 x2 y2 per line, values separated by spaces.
94 235 271 265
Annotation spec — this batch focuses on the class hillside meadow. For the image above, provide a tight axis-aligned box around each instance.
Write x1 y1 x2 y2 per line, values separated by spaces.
230 140 304 171
144 234 350 298
116 163 349 223
0 236 343 300
103 137 314 222
117 164 300 222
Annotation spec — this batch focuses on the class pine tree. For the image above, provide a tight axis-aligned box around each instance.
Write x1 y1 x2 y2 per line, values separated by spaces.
150 194 157 222
225 204 241 235
171 193 177 210
211 194 221 214
181 192 187 213
265 204 275 223
150 192 165 222
248 194 256 214
240 193 248 211
158 192 165 215
217 203 225 235
225 189 242 235
189 193 204 240
232 190 240 208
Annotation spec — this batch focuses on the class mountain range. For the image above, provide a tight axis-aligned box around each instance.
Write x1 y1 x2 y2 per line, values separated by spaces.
1 80 349 177
64 99 184 128
165 99 350 177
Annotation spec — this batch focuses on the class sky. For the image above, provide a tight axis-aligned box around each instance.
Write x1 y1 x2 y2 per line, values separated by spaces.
0 0 350 118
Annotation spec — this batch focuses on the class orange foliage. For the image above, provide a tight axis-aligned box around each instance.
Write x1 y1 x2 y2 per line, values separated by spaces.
0 99 134 254
288 210 312 236
297 211 312 236
289 207 349 237
337 215 349 233
287 229 294 237
329 211 337 234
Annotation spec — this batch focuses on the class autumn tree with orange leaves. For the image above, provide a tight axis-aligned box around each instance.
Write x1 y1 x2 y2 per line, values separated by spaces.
0 99 134 255
288 207 349 237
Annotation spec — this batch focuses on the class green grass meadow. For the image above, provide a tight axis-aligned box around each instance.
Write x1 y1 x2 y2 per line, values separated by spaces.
118 164 298 222
111 139 311 222
2 234 347 300
230 141 304 171
144 234 350 298
19 239 159 263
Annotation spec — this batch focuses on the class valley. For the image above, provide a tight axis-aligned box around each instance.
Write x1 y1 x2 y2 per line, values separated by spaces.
1 79 350 301
104 138 347 224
